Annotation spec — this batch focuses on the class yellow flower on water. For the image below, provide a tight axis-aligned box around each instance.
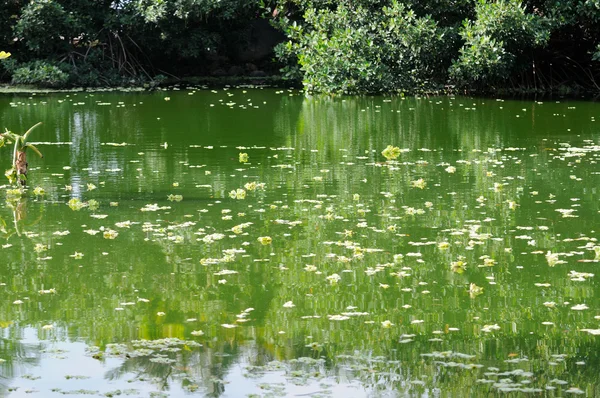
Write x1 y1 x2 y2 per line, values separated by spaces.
231 225 243 234
239 152 249 163
34 243 48 253
469 283 483 298
326 273 341 285
382 145 401 160
451 260 466 274
482 257 496 267
33 187 45 196
411 178 426 189
88 199 99 211
0 51 11 60
68 198 86 211
229 188 246 199
257 236 272 245
545 251 560 267
103 229 119 239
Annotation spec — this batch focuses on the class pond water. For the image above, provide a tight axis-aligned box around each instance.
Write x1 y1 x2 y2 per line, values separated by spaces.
0 89 599 397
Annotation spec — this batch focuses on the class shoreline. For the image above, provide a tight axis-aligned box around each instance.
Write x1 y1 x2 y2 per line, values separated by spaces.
0 75 295 94
0 78 598 101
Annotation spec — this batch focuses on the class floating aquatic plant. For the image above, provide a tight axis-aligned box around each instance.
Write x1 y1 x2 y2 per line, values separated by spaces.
257 236 272 245
381 145 401 160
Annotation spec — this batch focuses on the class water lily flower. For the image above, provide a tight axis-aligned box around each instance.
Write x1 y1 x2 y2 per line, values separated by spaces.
239 152 249 163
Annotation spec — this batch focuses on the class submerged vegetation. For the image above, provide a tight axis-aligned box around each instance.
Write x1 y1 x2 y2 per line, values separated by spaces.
0 90 599 395
0 1 600 93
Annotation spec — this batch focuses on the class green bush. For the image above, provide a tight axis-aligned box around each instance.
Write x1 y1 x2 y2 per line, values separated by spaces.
278 1 448 94
11 61 69 87
14 0 78 56
449 0 550 88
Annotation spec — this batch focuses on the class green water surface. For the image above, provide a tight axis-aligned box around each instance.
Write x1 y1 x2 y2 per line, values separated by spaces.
0 89 600 397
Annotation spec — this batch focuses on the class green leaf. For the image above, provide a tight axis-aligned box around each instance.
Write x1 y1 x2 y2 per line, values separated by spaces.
24 143 44 158
22 122 42 142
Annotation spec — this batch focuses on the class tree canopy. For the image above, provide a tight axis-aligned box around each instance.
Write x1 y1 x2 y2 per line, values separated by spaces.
0 0 599 93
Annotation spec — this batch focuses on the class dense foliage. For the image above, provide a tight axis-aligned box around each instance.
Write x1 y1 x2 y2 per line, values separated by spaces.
0 0 273 87
273 0 600 93
0 0 600 93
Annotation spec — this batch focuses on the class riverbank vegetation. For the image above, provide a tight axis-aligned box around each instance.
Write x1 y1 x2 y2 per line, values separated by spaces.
0 0 599 94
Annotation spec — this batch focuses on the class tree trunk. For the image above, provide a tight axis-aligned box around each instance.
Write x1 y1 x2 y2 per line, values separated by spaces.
15 150 28 186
